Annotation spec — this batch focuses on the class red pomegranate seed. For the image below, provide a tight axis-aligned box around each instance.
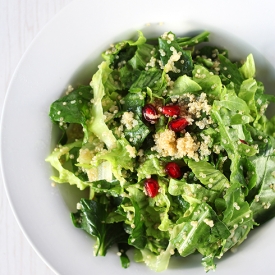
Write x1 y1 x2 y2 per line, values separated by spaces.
144 178 159 198
168 117 189 132
240 139 247 144
162 105 180 117
142 104 158 123
165 162 182 179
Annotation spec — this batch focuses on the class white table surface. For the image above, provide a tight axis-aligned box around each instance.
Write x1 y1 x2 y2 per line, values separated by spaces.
0 1 73 274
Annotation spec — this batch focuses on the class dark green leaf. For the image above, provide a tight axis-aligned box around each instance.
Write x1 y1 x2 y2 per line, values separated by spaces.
123 116 150 149
158 33 193 79
122 92 145 115
117 243 131 268
129 69 163 93
128 200 147 249
176 31 210 47
249 155 275 224
71 199 128 256
218 54 244 91
49 85 93 127
128 43 155 70
119 64 141 90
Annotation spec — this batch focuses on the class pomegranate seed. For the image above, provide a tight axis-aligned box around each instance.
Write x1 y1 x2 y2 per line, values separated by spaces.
144 178 159 198
165 162 182 179
168 117 189 132
142 104 158 123
162 105 180 117
240 139 248 144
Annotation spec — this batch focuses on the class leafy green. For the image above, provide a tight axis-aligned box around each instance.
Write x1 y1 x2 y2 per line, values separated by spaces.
249 155 275 224
45 140 89 190
239 53 256 79
170 202 230 259
49 86 92 122
193 64 222 96
176 31 210 47
170 75 202 95
117 243 131 268
128 43 155 70
47 30 275 272
49 85 93 138
187 159 230 192
127 199 147 249
129 69 163 93
89 61 117 148
218 54 244 90
94 138 135 184
137 157 165 181
158 31 193 78
102 30 146 64
71 199 128 256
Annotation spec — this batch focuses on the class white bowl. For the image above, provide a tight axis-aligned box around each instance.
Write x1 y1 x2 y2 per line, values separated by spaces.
1 0 275 274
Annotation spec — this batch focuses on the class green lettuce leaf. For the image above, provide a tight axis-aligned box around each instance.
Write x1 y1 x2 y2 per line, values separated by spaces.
239 54 256 79
170 75 202 96
221 183 255 252
238 78 258 119
249 155 275 224
168 178 219 204
89 61 117 149
138 242 175 272
102 30 146 64
137 157 165 181
193 65 222 96
128 43 155 70
187 159 230 192
94 138 135 184
170 202 230 271
45 140 89 190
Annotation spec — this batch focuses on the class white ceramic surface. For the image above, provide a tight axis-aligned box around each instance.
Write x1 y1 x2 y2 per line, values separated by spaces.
1 0 275 274
0 1 72 274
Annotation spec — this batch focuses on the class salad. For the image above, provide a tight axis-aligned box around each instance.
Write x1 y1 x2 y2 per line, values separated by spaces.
46 30 275 272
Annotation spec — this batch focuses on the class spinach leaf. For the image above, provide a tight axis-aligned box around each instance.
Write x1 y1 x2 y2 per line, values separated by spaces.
49 85 93 128
170 75 202 96
129 69 164 93
158 32 193 79
121 92 145 114
117 243 131 268
71 199 128 256
176 31 210 47
123 116 150 149
119 64 141 90
218 54 244 91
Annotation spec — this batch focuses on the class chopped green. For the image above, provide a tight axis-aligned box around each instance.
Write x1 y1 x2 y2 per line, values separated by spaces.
47 30 275 272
